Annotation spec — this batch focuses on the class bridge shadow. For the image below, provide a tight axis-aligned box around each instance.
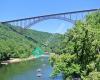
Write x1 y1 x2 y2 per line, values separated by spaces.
3 23 38 43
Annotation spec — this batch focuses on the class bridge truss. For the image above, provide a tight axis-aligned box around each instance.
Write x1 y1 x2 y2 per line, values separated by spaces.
1 9 100 29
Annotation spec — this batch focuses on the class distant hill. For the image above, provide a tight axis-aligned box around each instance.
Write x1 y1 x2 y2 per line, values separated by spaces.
0 23 53 60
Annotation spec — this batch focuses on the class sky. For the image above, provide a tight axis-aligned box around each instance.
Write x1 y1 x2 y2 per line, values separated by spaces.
0 0 100 33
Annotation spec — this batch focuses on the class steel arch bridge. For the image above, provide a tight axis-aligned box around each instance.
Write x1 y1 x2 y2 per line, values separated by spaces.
1 8 100 29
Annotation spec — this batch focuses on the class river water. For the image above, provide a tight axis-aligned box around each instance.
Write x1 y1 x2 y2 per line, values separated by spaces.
0 57 62 80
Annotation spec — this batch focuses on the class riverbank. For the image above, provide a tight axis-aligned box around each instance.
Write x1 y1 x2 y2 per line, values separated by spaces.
1 54 50 65
1 56 34 65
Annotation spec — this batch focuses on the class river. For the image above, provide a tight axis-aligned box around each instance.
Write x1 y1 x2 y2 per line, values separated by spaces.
0 57 62 80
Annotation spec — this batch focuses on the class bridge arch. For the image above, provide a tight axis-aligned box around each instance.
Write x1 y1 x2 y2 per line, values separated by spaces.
24 16 76 29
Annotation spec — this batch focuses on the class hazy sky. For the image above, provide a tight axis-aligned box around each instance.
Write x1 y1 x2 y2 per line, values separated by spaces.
0 0 100 33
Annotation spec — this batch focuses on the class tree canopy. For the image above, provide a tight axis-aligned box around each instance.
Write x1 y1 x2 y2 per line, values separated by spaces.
49 11 100 80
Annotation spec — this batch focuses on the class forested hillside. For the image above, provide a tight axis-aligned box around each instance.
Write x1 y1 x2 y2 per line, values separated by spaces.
0 23 53 61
